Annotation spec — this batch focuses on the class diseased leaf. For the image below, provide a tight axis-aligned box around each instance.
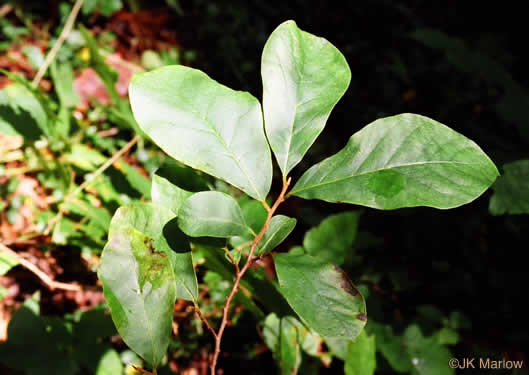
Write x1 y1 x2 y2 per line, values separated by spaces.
274 252 366 339
109 203 198 302
303 211 360 265
151 174 193 216
291 113 499 209
489 159 529 215
256 215 296 256
261 20 351 176
129 65 272 200
178 191 251 238
345 331 376 375
99 228 175 367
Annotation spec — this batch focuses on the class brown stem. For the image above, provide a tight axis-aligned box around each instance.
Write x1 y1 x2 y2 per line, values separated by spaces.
223 247 240 274
0 243 81 291
209 177 291 375
194 304 218 339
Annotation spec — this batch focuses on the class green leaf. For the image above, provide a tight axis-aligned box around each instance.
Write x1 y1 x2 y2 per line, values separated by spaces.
256 215 296 256
0 250 19 275
229 198 267 249
274 252 366 339
403 325 454 375
0 300 79 375
22 46 45 69
178 191 251 238
263 314 301 375
64 144 107 171
151 174 193 216
50 60 80 108
345 331 376 375
489 159 529 215
115 160 151 199
291 113 499 209
368 322 412 372
95 348 123 375
303 211 360 265
98 227 176 367
129 65 272 200
109 203 198 302
0 83 48 141
261 20 351 176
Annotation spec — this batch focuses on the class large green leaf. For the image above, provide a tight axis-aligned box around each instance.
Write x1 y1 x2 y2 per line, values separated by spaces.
303 211 360 265
261 20 350 176
99 228 175 367
178 191 251 238
129 65 272 201
274 252 366 339
108 203 198 302
345 331 376 375
291 113 499 209
256 215 296 256
489 159 529 215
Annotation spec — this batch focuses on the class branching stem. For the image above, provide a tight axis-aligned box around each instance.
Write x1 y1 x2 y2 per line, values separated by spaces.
208 177 291 375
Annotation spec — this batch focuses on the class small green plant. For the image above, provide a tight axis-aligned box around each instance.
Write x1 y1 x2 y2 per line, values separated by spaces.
99 20 499 374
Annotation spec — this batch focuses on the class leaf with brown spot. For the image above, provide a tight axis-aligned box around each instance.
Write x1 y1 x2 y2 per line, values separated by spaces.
274 251 366 339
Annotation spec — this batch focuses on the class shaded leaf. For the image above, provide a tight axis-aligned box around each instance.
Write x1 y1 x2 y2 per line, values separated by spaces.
115 160 151 199
263 314 301 375
489 159 529 215
291 113 499 209
178 191 251 238
274 252 366 339
345 331 376 375
368 322 412 372
403 325 454 375
256 215 296 256
0 83 48 141
98 228 176 367
261 20 350 176
303 211 360 265
129 65 272 200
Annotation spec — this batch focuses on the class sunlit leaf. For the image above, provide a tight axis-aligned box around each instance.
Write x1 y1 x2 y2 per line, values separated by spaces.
129 65 272 200
261 20 350 176
109 203 198 302
98 227 176 367
291 114 499 209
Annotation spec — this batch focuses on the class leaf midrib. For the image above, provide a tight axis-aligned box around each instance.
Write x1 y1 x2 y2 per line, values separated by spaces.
292 160 474 195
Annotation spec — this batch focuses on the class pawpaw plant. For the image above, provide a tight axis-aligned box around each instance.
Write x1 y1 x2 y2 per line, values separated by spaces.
98 20 499 374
